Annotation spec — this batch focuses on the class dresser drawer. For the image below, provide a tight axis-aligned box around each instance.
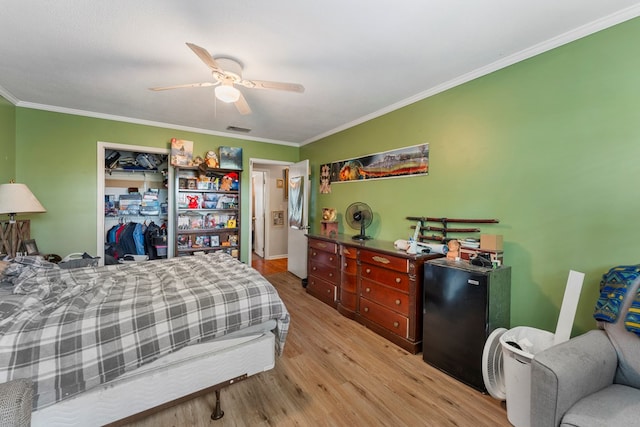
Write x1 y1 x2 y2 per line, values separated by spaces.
309 260 338 283
359 298 408 338
359 249 408 273
339 290 357 311
361 279 410 316
341 245 357 259
342 257 357 274
341 271 357 293
309 248 339 267
307 276 336 306
309 238 337 254
360 263 409 292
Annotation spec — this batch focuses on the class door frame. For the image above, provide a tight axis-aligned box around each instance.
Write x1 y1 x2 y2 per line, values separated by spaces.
248 158 292 261
96 141 174 265
251 170 267 258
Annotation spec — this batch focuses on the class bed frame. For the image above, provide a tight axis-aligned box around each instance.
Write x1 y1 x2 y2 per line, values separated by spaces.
31 323 278 426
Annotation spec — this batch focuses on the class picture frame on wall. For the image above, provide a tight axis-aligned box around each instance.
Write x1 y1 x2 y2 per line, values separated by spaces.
218 146 243 170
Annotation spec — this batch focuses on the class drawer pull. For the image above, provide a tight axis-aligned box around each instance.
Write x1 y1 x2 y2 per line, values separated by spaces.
395 299 401 305
365 287 371 293
365 268 371 274
329 273 333 277
372 255 390 264
312 251 317 256
312 266 317 271
344 262 348 268
327 289 331 294
393 321 399 328
395 277 401 284
329 256 334 261
364 307 369 312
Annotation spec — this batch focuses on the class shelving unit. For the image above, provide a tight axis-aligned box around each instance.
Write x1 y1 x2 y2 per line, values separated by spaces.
174 166 241 258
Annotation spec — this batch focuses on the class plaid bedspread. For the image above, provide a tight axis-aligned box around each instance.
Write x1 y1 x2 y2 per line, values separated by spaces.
0 252 289 410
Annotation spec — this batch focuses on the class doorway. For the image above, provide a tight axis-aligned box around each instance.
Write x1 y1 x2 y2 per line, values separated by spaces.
248 158 309 279
252 170 266 258
248 159 290 266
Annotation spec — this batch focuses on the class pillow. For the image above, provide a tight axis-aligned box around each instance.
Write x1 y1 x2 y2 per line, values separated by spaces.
604 276 640 389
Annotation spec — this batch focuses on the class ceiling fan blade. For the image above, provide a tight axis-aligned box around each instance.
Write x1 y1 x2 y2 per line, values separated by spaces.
149 82 219 91
239 79 304 93
234 92 252 115
186 42 223 72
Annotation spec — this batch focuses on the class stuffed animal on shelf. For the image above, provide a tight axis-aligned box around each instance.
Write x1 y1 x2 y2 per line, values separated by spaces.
220 172 239 191
205 150 219 168
187 195 199 209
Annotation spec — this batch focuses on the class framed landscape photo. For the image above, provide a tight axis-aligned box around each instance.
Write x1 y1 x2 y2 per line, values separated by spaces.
218 146 243 170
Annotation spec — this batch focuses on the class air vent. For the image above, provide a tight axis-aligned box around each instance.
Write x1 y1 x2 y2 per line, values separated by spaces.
226 126 251 133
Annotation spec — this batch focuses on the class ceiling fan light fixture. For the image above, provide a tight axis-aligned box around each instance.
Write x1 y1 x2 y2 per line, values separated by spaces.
215 85 240 103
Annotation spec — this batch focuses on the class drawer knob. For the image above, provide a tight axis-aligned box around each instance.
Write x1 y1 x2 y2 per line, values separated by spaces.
327 289 331 294
365 268 371 274
364 307 369 312
393 321 399 328
329 273 333 277
344 262 348 268
395 277 401 284
312 266 317 271
312 251 317 256
395 299 401 305
329 256 334 261
365 287 371 293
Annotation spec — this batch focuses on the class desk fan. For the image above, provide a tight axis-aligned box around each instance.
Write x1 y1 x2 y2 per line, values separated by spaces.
345 202 373 240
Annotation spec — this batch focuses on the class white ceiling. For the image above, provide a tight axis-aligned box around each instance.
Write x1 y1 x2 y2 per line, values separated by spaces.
1 1 639 146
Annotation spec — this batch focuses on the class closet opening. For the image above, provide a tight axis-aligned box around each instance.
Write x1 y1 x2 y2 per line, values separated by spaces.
96 142 174 265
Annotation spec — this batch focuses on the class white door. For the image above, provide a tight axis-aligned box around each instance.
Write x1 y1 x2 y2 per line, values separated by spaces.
252 171 266 258
287 159 310 278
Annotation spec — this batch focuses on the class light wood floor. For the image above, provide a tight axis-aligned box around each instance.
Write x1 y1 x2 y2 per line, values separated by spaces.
123 258 510 427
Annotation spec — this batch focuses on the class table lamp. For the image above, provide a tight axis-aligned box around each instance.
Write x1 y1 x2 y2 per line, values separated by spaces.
0 182 46 257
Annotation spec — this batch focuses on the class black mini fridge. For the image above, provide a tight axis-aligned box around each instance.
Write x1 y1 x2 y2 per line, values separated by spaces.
422 258 510 392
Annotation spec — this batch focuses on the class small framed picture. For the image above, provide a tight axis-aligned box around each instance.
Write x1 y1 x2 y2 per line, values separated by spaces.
276 178 284 188
22 239 39 255
210 235 220 247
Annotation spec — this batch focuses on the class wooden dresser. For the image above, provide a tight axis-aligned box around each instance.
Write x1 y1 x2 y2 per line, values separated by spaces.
307 237 340 308
307 234 441 353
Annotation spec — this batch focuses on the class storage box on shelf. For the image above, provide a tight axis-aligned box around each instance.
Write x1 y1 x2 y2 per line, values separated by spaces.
174 166 241 258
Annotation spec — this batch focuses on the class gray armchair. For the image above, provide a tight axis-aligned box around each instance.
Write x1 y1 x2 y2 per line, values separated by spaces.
531 271 640 427
0 378 32 426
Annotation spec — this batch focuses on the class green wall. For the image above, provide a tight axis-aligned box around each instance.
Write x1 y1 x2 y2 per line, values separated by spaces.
0 95 16 183
301 18 640 335
14 109 298 261
9 17 640 337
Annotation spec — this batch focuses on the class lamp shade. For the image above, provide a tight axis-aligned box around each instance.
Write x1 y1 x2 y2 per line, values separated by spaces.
215 85 241 103
0 183 46 215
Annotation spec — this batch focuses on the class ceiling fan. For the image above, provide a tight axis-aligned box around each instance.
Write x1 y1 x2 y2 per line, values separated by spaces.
150 43 305 115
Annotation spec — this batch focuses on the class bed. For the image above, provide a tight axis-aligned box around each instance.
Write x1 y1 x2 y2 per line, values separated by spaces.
0 252 290 426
